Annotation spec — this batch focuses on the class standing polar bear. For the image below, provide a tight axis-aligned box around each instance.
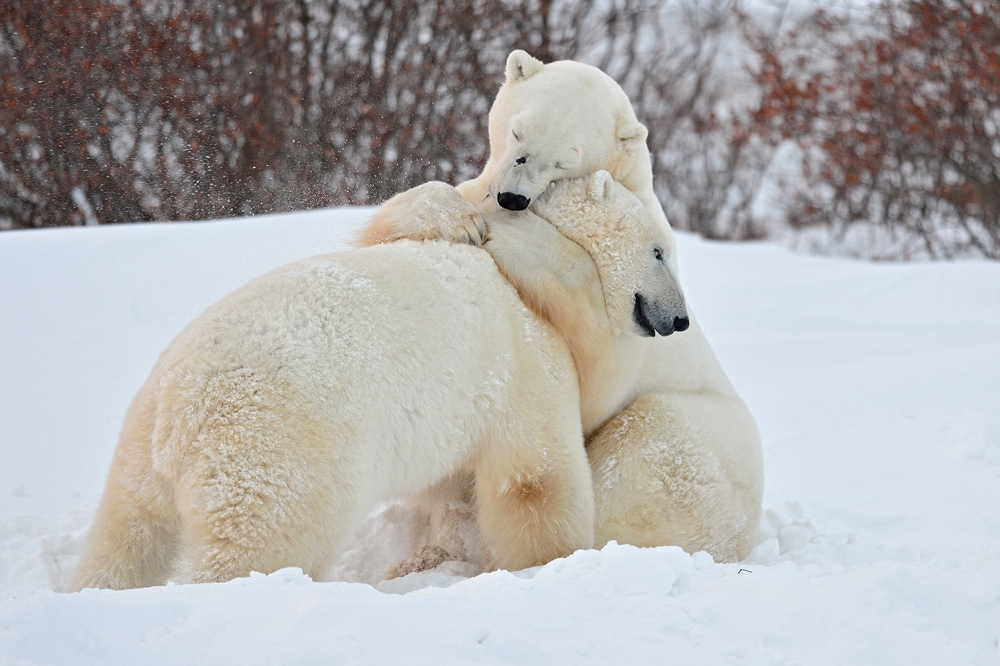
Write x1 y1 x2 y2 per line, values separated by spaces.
364 50 764 565
69 171 679 591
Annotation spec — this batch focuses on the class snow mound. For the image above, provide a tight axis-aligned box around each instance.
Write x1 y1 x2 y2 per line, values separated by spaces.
1 208 999 664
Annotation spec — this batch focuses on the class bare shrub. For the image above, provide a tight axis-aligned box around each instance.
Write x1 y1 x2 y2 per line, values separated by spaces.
2 0 781 235
585 0 785 240
0 0 301 227
754 0 1000 259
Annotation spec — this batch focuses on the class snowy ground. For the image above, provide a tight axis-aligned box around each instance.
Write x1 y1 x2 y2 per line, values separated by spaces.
1 208 999 664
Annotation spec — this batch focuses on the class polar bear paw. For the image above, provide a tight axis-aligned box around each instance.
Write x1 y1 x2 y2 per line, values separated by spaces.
361 181 487 247
385 544 464 579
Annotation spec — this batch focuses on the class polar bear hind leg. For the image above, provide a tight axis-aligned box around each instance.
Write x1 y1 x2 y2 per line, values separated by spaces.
68 387 180 592
588 392 763 563
166 376 358 585
68 481 179 591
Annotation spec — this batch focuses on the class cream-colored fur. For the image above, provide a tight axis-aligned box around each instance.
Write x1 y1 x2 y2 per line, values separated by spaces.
68 172 675 591
360 181 487 247
69 240 594 591
364 51 764 568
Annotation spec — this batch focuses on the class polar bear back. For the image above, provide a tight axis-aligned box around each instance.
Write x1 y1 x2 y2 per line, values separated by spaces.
147 240 577 501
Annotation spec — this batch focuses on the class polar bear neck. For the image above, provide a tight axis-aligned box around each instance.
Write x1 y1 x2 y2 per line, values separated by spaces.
496 255 637 436
484 210 641 435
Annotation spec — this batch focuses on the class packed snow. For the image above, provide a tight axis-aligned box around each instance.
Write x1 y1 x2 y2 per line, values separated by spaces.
1 208 998 664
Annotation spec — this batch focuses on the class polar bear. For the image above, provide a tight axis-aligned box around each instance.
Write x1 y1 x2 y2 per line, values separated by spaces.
68 171 678 591
363 51 764 566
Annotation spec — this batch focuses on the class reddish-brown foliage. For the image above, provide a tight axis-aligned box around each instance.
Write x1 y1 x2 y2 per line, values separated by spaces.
753 0 1000 258
0 0 562 228
2 0 774 237
0 0 294 226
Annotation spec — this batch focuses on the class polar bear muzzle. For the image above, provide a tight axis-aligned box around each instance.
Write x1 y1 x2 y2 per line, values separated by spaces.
633 293 689 337
498 192 531 211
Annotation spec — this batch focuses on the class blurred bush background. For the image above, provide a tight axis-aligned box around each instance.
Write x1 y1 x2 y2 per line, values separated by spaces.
1 0 997 259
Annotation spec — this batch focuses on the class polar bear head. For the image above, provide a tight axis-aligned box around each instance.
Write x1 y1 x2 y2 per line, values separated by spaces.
532 171 688 337
486 51 650 214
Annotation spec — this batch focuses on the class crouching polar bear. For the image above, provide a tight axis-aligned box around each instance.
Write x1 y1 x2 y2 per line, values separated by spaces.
364 50 764 567
68 171 678 590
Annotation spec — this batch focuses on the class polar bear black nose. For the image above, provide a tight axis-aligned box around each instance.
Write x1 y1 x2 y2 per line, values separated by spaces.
674 316 690 332
498 192 530 211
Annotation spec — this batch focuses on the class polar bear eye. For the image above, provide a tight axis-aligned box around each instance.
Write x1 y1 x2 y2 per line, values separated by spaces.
512 129 521 142
653 248 664 261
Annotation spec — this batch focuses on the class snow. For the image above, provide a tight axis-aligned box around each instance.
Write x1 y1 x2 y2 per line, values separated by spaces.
2 207 999 664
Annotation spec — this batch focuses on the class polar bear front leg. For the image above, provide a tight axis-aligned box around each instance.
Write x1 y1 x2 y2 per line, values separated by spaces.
472 419 595 571
360 181 488 247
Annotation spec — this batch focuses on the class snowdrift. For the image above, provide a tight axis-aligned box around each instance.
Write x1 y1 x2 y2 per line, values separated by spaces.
1 208 998 664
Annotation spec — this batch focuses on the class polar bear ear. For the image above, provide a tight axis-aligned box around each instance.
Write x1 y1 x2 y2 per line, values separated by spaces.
616 118 648 146
505 50 545 83
588 171 615 201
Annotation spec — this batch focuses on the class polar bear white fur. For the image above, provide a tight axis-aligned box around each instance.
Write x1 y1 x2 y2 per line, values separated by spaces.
363 51 764 566
68 171 676 591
